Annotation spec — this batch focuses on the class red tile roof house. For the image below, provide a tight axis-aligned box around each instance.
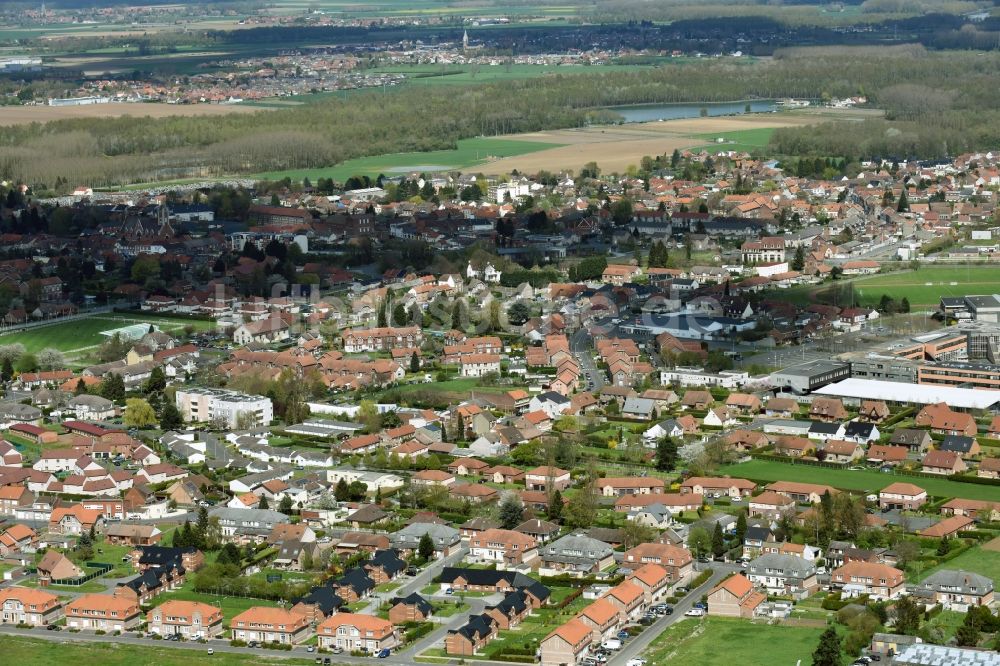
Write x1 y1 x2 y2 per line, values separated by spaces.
748 491 796 519
919 515 975 539
766 481 838 505
317 613 397 653
707 574 766 618
914 403 977 436
468 528 538 567
820 439 864 464
524 466 571 492
597 477 666 497
10 423 57 444
411 470 456 487
622 543 693 586
450 483 499 504
679 476 756 499
921 450 968 475
614 493 701 514
575 597 621 643
0 587 63 626
978 457 1000 479
604 580 646 622
147 600 224 639
0 524 37 556
725 393 762 415
809 397 849 422
626 563 671 604
773 435 813 458
65 594 142 631
230 607 312 644
540 618 592 666
940 498 1000 521
866 444 909 467
830 562 906 601
879 483 928 511
0 486 34 515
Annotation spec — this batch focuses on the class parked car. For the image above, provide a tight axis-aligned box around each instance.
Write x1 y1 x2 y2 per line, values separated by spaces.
445 587 454 595
377 649 391 658
616 630 629 640
207 649 214 656
626 659 647 666
638 616 655 626
332 646 344 654
684 608 706 617
600 640 622 651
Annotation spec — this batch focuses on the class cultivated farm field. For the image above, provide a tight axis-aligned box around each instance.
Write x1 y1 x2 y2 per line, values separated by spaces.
252 137 562 182
484 112 832 175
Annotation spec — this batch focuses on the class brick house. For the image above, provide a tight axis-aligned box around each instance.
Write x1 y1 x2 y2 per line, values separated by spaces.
524 466 571 492
597 477 666 497
0 587 63 626
922 450 968 475
707 574 766 618
622 543 693 585
317 612 397 653
879 483 927 511
540 619 592 666
230 607 311 644
388 593 433 624
469 528 538 567
65 594 142 631
830 562 905 600
147 599 224 639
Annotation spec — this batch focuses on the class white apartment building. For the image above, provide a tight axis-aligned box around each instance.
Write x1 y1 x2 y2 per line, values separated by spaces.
175 388 273 428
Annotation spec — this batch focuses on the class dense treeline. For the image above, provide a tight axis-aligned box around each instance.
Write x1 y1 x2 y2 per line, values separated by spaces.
3 46 1000 188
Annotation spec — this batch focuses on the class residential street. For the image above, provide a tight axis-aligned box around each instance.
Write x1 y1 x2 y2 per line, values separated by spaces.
571 328 605 391
1 561 740 666
608 564 736 666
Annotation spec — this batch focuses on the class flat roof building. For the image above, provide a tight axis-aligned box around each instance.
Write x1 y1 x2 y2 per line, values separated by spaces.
769 360 851 394
175 388 273 428
814 378 1000 412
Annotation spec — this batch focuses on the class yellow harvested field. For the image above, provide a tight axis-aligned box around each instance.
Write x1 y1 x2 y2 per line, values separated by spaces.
0 102 272 125
485 109 878 174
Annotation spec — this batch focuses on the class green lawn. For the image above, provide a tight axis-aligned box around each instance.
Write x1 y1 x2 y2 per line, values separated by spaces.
693 127 775 153
718 459 1000 502
250 137 563 183
433 601 470 617
642 617 830 666
850 266 1000 307
148 589 279 626
22 579 109 593
916 546 1000 583
0 313 215 354
925 609 965 642
0 635 312 666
